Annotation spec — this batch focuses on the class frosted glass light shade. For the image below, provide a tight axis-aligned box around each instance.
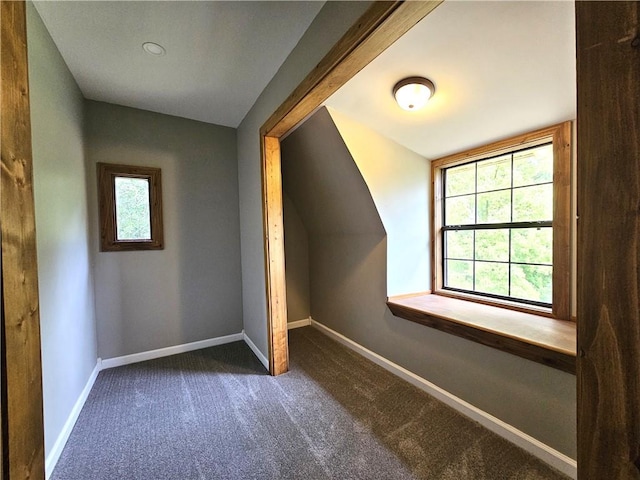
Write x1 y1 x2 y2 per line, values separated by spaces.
393 77 435 111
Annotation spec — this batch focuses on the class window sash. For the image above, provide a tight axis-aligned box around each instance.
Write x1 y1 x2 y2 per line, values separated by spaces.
442 224 553 308
442 221 552 231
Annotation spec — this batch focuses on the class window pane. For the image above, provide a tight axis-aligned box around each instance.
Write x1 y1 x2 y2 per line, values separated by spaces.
445 195 475 225
445 230 473 260
513 144 553 187
477 154 511 193
115 177 151 240
477 190 511 224
511 264 552 303
512 184 552 222
475 229 509 262
511 227 552 265
475 261 509 296
445 163 475 197
445 260 473 290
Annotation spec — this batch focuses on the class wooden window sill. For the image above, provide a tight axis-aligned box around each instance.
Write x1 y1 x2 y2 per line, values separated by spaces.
387 293 576 374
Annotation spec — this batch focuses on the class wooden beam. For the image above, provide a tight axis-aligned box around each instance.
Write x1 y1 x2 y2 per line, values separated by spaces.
261 1 442 375
1 1 4 475
576 2 640 478
0 1 45 478
262 135 289 375
261 1 442 138
551 121 572 321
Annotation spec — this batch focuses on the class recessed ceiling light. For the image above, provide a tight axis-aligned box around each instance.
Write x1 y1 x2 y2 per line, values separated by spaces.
142 42 166 56
393 77 435 111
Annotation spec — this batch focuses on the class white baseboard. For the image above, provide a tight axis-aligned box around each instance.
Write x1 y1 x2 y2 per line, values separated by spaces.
45 362 100 480
288 317 311 329
100 332 244 370
310 319 577 479
243 332 269 370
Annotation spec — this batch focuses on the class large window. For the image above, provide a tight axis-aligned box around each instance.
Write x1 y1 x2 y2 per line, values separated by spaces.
431 122 571 319
98 163 164 251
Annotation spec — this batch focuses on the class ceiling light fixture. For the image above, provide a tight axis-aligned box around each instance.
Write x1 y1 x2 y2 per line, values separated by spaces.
142 42 166 56
392 77 435 111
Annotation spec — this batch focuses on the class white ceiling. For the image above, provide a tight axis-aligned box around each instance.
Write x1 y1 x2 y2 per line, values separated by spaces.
33 1 324 127
325 1 576 160
33 1 576 144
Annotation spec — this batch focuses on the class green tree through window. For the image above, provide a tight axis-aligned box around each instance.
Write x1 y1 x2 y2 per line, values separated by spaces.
115 177 152 240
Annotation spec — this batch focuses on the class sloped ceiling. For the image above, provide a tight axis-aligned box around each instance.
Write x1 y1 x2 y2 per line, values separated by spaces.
325 1 576 160
33 1 324 127
281 108 384 237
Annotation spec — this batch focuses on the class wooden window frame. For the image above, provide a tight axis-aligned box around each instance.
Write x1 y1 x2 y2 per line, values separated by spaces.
97 163 164 252
431 122 572 320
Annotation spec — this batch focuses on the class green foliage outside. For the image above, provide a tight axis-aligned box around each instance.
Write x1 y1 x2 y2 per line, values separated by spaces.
443 144 553 304
115 177 151 241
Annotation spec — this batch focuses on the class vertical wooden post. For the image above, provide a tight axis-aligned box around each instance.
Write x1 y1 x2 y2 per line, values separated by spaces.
576 2 640 478
262 135 289 375
0 1 45 479
0 5 4 477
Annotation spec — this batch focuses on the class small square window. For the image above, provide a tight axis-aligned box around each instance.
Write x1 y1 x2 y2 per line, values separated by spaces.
97 163 164 251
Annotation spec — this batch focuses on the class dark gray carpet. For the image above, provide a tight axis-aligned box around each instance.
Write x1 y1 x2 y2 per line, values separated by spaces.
51 327 569 479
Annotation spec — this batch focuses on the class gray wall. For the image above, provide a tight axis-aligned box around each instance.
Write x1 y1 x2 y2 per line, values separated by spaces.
85 101 243 359
329 108 430 296
283 193 310 322
282 110 385 238
237 1 373 353
282 108 577 459
27 2 98 458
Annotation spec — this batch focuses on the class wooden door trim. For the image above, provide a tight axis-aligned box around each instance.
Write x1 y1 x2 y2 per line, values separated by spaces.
260 0 442 375
1 1 46 478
